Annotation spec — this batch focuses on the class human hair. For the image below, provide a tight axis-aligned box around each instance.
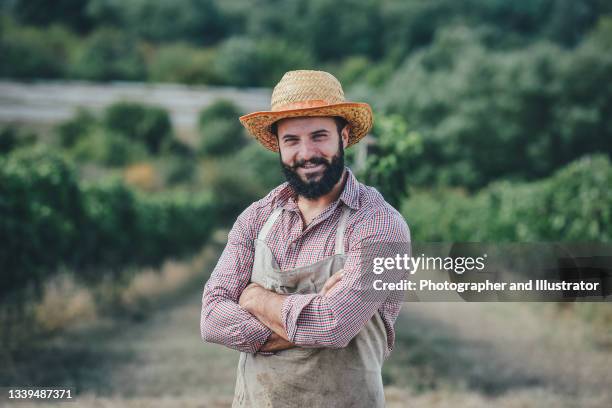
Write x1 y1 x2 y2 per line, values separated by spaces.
270 116 348 138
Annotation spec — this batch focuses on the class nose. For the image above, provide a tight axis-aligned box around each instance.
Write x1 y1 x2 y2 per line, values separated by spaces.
296 139 318 163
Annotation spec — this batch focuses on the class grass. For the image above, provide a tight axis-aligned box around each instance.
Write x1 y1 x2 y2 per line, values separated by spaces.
0 242 223 393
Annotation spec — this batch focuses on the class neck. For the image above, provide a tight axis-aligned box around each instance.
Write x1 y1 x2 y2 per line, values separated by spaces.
297 168 348 214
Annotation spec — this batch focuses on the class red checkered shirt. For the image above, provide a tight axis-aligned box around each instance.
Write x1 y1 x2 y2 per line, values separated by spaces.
200 167 411 357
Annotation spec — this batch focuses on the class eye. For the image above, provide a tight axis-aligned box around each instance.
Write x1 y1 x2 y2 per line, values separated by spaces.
283 137 299 145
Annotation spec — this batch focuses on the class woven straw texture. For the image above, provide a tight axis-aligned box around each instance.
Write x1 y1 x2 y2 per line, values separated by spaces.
239 70 373 152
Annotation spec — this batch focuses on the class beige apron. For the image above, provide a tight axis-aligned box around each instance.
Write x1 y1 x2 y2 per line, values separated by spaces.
232 205 388 408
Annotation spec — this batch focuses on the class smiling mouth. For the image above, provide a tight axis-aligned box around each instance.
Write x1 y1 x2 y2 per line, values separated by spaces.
300 163 325 170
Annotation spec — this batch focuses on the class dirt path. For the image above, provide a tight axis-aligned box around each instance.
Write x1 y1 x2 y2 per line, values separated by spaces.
4 287 238 407
385 302 612 407
0 80 270 131
5 296 611 407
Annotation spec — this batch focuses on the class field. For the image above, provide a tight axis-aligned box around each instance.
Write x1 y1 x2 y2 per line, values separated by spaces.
2 241 610 408
2 2 612 406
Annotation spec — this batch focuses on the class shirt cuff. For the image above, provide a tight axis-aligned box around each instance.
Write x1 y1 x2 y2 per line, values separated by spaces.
250 322 274 354
281 293 319 342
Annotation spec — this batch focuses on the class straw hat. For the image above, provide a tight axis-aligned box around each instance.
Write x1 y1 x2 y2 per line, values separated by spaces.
239 70 373 152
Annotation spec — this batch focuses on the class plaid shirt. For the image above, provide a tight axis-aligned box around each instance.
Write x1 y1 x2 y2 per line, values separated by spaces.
200 167 410 357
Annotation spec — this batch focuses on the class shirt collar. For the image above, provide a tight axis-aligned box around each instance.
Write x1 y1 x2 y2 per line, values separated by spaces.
275 166 361 211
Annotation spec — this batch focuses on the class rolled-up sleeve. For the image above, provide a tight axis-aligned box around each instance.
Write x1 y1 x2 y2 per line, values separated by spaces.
200 204 272 353
281 208 410 348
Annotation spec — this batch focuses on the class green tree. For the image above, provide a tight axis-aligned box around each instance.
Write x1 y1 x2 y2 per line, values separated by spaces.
103 101 173 153
86 0 227 44
13 0 93 32
215 36 314 86
198 99 247 156
71 28 146 81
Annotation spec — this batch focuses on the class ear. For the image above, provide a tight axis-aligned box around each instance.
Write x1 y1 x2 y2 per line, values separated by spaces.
341 124 351 148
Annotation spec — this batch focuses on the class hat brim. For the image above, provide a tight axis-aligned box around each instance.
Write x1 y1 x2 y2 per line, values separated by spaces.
239 102 373 152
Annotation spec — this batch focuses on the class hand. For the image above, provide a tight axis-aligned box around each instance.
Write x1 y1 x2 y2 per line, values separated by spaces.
239 283 290 341
239 282 265 312
319 269 344 297
260 332 296 352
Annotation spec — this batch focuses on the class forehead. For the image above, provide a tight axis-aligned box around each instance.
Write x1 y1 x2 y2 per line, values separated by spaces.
276 116 336 136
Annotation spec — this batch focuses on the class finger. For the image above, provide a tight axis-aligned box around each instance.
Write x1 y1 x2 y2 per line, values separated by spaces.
321 270 344 294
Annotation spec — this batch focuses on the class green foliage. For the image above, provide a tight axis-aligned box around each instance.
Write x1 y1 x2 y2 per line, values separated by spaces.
13 0 93 32
0 147 218 295
196 139 283 224
80 177 216 275
203 156 268 225
3 0 612 87
374 24 612 190
294 0 384 60
55 109 98 149
70 28 146 81
133 189 215 263
86 0 227 44
401 155 612 242
234 142 284 194
0 17 76 79
70 128 149 167
0 147 85 293
358 114 424 207
198 99 242 123
197 99 247 157
0 126 37 154
55 103 179 167
79 177 140 272
103 101 173 154
148 44 222 84
215 36 314 86
161 156 197 186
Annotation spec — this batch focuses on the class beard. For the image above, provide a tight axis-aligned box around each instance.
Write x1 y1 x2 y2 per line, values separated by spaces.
280 139 345 199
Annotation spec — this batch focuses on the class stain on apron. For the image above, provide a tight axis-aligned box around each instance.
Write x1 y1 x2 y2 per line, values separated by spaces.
232 205 387 408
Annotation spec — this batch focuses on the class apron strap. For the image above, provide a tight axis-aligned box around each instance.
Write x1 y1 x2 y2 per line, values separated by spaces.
334 206 353 255
257 207 283 241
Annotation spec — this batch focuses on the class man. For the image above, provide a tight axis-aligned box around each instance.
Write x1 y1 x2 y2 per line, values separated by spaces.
200 70 411 407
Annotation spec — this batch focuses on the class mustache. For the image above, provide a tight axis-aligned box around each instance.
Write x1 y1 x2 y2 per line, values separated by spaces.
291 157 329 170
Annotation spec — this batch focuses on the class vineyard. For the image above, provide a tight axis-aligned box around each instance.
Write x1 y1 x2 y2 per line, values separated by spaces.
1 0 611 406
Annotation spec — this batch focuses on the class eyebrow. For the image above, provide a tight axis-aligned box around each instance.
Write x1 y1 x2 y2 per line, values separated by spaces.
281 129 330 140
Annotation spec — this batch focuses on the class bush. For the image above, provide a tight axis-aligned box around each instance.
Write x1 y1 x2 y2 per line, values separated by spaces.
0 126 37 154
0 145 219 298
79 177 141 274
13 0 93 33
400 155 612 242
234 142 284 193
134 190 216 264
148 43 222 85
0 18 76 79
55 109 98 148
358 114 424 207
79 177 217 276
70 128 148 167
88 0 227 44
0 147 85 294
158 157 195 186
214 36 314 86
70 28 146 81
375 24 612 191
200 157 265 224
103 101 173 153
198 99 246 156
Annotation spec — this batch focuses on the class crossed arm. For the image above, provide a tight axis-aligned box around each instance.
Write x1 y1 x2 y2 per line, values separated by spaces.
238 272 343 351
200 206 410 354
